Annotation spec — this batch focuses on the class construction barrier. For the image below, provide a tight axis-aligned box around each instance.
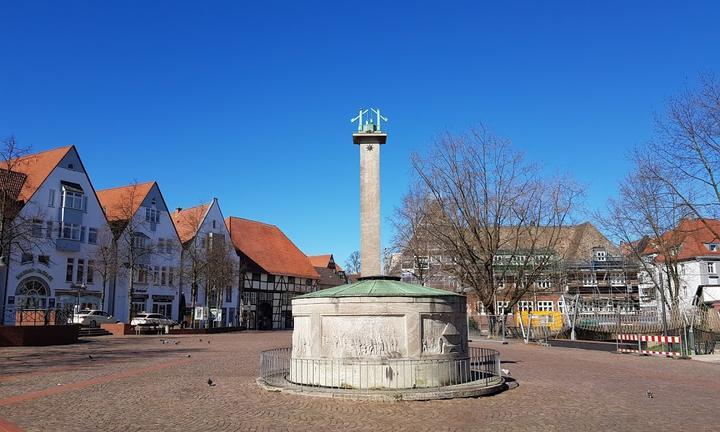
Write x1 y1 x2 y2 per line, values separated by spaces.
617 334 681 344
616 333 683 357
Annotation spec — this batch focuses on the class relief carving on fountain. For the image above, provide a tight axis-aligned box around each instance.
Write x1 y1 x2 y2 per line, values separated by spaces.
320 316 403 358
422 314 467 356
291 316 311 357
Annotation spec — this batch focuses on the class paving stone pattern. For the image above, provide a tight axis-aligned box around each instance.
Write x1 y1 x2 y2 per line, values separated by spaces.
0 332 717 431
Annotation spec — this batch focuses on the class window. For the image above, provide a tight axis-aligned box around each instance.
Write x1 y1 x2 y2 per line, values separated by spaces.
87 260 94 284
416 256 430 270
31 219 42 237
582 273 597 286
66 258 74 282
46 221 53 239
164 239 173 254
594 249 607 262
708 262 717 274
61 223 81 240
252 273 261 282
160 267 167 286
80 227 86 242
131 234 146 249
168 267 174 286
610 272 626 285
136 266 148 284
495 301 509 314
267 274 276 284
76 259 84 283
536 301 554 311
145 207 160 223
536 276 552 289
48 189 56 207
288 276 295 284
707 243 719 252
557 298 566 314
88 228 97 244
62 190 84 210
152 266 159 284
225 287 232 302
212 220 216 229
158 238 165 252
38 255 50 265
519 301 534 312
21 253 33 264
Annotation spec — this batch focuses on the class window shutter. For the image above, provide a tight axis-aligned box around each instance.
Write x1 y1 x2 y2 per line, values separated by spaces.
48 189 55 207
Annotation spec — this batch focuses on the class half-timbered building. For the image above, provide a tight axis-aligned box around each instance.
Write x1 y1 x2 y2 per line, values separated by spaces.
226 216 319 330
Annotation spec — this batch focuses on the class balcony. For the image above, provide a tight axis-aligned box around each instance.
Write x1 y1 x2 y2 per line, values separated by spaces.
56 238 81 252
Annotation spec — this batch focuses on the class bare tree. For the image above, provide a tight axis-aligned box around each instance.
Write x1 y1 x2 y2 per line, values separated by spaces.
89 224 118 311
344 250 361 275
410 126 581 316
204 235 238 328
391 183 445 286
0 136 53 267
105 182 163 320
645 73 720 238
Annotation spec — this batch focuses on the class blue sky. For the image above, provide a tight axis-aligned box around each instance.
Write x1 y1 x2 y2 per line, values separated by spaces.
2 1 719 266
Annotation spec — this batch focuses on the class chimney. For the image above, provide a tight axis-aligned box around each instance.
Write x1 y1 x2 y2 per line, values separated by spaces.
175 207 183 213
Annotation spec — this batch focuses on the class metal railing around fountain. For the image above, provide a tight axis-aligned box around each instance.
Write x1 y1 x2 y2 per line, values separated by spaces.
259 346 501 391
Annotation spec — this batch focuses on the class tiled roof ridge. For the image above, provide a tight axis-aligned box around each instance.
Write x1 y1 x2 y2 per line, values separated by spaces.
226 215 278 229
97 180 156 192
12 144 73 161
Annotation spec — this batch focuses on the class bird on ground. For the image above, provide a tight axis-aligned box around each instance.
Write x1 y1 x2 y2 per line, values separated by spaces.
199 338 202 342
88 355 94 361
501 368 511 376
207 378 215 386
175 341 180 345
646 390 654 399
207 340 210 344
187 354 191 358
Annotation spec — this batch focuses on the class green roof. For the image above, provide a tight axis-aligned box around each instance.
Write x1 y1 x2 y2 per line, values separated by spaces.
295 279 462 299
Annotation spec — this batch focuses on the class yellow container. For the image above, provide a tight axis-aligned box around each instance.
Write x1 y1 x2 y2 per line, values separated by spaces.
515 311 564 331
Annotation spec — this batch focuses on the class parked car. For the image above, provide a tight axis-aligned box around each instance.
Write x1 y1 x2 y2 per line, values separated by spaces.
69 310 118 327
130 313 177 327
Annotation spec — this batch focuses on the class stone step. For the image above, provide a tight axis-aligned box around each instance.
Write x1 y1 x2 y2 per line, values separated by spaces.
78 328 113 337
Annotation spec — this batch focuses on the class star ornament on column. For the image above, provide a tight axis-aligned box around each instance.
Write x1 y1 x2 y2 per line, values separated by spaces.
366 144 374 151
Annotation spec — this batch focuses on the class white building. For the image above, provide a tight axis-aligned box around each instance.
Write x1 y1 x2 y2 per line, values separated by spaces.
1 146 109 325
172 199 239 327
640 218 720 312
97 182 182 323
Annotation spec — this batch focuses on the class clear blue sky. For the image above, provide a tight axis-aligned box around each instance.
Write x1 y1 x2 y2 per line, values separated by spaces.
2 1 719 266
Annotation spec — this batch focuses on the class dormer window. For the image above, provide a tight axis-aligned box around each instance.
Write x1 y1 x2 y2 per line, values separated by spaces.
594 249 607 262
61 183 85 210
706 243 719 252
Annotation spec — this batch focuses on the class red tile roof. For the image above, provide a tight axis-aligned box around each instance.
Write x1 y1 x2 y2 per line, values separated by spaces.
309 254 332 268
97 182 155 222
171 204 210 244
226 217 319 280
308 254 343 272
0 145 73 203
643 218 720 262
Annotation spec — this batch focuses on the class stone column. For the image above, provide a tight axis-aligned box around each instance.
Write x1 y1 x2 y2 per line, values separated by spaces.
360 142 381 276
353 132 387 277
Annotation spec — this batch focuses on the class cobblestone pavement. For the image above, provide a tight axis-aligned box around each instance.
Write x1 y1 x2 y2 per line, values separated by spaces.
0 332 718 431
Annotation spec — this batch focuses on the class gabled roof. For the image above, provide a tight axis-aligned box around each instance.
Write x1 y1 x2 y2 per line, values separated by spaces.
97 181 155 222
171 203 211 244
309 254 343 272
0 145 73 203
309 254 333 268
643 218 720 262
226 216 319 280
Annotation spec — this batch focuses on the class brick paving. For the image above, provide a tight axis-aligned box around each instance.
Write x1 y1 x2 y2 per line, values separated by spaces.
0 331 717 432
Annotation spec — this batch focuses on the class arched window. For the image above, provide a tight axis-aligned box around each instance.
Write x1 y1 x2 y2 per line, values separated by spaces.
15 277 49 309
